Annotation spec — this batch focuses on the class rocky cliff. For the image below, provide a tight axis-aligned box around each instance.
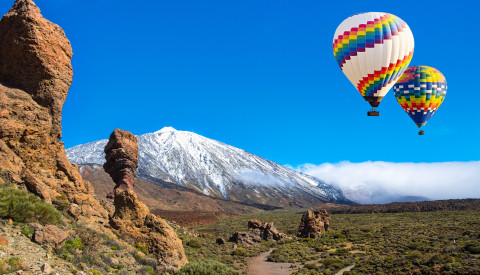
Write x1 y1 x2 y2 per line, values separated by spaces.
0 0 107 223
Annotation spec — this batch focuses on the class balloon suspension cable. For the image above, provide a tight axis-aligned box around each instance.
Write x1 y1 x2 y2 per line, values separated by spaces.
418 130 424 135
367 108 379 117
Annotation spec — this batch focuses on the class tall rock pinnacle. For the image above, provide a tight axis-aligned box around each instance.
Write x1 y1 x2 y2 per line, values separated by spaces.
104 129 139 193
0 0 73 139
104 129 188 273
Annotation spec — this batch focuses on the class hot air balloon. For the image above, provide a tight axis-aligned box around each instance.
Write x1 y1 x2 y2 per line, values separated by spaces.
393 66 447 135
333 12 415 116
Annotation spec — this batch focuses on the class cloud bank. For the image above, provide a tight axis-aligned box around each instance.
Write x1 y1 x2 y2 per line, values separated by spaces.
295 161 480 204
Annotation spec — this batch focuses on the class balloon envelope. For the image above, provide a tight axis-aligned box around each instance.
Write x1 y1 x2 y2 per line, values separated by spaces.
333 12 415 107
393 66 447 128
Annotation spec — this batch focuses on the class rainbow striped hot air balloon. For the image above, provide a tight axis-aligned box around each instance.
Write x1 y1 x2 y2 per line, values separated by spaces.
393 66 447 135
333 12 415 116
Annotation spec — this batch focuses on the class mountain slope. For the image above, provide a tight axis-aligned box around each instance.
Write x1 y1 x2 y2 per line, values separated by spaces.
67 127 350 207
79 163 264 214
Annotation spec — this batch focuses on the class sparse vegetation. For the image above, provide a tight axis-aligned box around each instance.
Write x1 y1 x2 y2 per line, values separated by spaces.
54 225 134 273
0 257 23 274
0 186 63 225
182 209 480 274
175 260 238 275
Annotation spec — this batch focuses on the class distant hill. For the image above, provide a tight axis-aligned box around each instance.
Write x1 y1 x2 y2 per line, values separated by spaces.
314 199 480 214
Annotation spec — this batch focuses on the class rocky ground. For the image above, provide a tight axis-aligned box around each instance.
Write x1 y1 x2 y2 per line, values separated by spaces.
0 220 74 274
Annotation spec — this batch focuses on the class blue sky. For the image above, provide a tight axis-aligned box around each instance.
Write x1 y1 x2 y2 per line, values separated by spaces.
3 0 479 166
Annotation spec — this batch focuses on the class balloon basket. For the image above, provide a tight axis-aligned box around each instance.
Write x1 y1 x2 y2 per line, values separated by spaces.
418 130 424 135
367 109 379 116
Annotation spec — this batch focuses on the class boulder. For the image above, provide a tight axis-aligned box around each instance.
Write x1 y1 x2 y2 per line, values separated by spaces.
297 209 330 238
41 263 52 274
30 223 69 247
0 234 8 245
229 219 285 245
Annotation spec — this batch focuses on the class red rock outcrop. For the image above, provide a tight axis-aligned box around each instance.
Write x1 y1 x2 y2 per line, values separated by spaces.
0 0 107 222
229 219 286 246
104 129 188 273
297 209 330 238
104 129 138 193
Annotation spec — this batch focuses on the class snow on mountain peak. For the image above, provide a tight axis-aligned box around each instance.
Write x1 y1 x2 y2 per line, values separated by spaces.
155 126 177 134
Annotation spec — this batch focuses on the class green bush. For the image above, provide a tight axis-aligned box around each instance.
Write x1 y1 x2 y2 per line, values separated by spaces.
186 239 202 248
175 260 238 275
0 186 62 225
465 242 480 254
231 248 247 256
332 247 350 256
59 237 84 259
21 225 35 236
135 243 148 254
321 257 344 269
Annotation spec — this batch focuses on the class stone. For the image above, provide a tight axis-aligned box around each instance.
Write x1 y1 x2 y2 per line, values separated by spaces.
228 219 285 246
110 257 119 266
30 223 69 247
216 237 226 245
297 209 330 239
79 262 88 271
0 0 107 223
0 234 8 245
41 263 52 274
135 251 146 259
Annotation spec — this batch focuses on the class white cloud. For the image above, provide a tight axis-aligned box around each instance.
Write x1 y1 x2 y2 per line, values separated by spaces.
235 168 290 187
295 161 480 204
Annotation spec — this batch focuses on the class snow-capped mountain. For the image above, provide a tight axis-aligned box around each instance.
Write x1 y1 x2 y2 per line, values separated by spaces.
66 127 350 207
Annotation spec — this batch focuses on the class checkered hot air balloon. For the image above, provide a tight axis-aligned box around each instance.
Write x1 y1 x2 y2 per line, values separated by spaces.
333 12 415 116
393 66 447 135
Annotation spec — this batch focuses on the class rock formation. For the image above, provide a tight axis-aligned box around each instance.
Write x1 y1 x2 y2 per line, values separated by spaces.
0 1 186 273
297 209 330 239
103 129 138 194
229 219 286 246
0 0 107 222
0 0 73 140
104 129 188 273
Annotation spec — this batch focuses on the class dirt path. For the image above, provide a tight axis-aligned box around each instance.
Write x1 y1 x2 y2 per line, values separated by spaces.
247 248 293 275
335 264 355 275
